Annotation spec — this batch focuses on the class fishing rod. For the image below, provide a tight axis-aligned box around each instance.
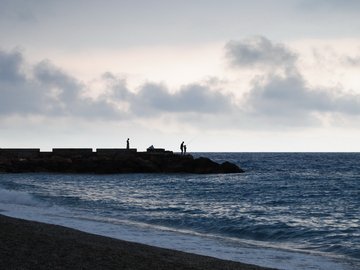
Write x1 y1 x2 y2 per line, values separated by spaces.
185 133 200 146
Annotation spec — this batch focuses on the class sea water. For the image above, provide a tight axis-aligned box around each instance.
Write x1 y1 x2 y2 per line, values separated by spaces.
0 153 359 270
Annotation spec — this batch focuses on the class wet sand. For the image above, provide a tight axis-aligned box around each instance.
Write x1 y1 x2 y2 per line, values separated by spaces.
0 214 275 270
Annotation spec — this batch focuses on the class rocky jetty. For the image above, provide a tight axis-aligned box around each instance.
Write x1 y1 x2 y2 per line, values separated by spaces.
0 148 244 174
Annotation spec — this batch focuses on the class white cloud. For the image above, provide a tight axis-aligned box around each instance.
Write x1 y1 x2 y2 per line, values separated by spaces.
2 37 360 132
130 82 235 116
0 49 121 119
225 37 360 127
225 36 297 70
343 55 360 66
0 49 234 120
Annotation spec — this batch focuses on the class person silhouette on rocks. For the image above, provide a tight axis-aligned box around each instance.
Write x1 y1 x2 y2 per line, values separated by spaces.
127 138 130 149
180 141 184 154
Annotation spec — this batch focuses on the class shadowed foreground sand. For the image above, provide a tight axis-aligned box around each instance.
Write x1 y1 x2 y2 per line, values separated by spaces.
0 214 275 270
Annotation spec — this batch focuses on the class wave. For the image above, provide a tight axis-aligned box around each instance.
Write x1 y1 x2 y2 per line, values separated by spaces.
0 188 42 207
33 211 357 270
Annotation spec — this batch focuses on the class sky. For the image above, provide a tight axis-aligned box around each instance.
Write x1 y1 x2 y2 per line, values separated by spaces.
1 0 360 152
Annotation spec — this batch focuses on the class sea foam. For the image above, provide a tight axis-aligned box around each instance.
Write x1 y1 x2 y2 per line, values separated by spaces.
0 188 41 206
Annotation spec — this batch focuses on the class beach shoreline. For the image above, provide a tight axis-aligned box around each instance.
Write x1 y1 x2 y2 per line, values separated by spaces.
0 214 273 270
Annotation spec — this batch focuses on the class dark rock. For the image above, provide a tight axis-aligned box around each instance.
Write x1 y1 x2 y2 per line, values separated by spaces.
221 161 245 173
0 151 244 174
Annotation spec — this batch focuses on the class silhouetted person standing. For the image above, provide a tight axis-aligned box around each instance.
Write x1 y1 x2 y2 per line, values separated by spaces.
180 141 184 154
127 138 130 149
184 145 187 155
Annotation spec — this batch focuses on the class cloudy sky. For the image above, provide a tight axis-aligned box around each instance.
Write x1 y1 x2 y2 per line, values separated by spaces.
1 0 360 151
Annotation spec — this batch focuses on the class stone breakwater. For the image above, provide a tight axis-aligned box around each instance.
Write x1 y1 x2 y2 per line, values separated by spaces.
0 148 244 174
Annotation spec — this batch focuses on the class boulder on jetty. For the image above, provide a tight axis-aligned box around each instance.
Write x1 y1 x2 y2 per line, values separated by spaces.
0 148 244 174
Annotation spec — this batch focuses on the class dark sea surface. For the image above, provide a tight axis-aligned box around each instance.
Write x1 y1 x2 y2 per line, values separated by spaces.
0 153 359 270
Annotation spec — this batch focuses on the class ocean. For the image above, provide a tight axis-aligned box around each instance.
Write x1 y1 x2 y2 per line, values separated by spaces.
0 153 359 270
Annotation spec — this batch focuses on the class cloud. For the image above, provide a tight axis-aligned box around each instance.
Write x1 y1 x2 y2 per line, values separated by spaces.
0 49 120 119
103 73 235 116
0 49 234 121
343 55 360 66
2 39 360 131
0 49 46 115
244 76 311 127
247 75 327 116
34 60 82 103
244 67 360 126
0 49 25 83
236 37 360 126
225 36 297 69
131 82 234 116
